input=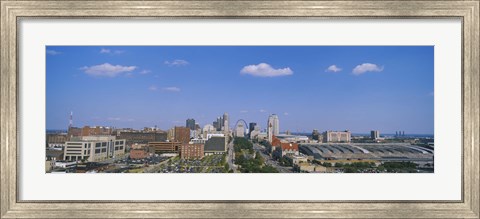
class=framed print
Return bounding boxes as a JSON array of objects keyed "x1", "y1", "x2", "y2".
[{"x1": 1, "y1": 0, "x2": 479, "y2": 218}]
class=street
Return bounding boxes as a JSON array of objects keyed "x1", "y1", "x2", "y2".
[
  {"x1": 252, "y1": 143, "x2": 292, "y2": 173},
  {"x1": 226, "y1": 139, "x2": 237, "y2": 172}
]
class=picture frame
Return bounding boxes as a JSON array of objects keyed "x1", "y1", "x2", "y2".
[{"x1": 1, "y1": 0, "x2": 478, "y2": 218}]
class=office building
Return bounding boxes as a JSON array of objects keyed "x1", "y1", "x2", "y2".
[
  {"x1": 174, "y1": 126, "x2": 191, "y2": 144},
  {"x1": 267, "y1": 114, "x2": 279, "y2": 142},
  {"x1": 311, "y1": 129, "x2": 320, "y2": 141},
  {"x1": 322, "y1": 130, "x2": 351, "y2": 143},
  {"x1": 268, "y1": 114, "x2": 280, "y2": 135},
  {"x1": 186, "y1": 118, "x2": 196, "y2": 130},
  {"x1": 180, "y1": 143, "x2": 204, "y2": 160},
  {"x1": 249, "y1": 122, "x2": 257, "y2": 136},
  {"x1": 371, "y1": 130, "x2": 380, "y2": 140},
  {"x1": 63, "y1": 136, "x2": 125, "y2": 162},
  {"x1": 223, "y1": 112, "x2": 229, "y2": 133},
  {"x1": 148, "y1": 141, "x2": 181, "y2": 154}
]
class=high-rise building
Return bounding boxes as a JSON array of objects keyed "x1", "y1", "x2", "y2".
[
  {"x1": 216, "y1": 117, "x2": 223, "y2": 131},
  {"x1": 249, "y1": 122, "x2": 257, "y2": 136},
  {"x1": 223, "y1": 112, "x2": 229, "y2": 134},
  {"x1": 186, "y1": 118, "x2": 196, "y2": 130},
  {"x1": 267, "y1": 114, "x2": 279, "y2": 142},
  {"x1": 371, "y1": 130, "x2": 380, "y2": 140},
  {"x1": 250, "y1": 125, "x2": 261, "y2": 140},
  {"x1": 269, "y1": 114, "x2": 279, "y2": 135},
  {"x1": 174, "y1": 126, "x2": 191, "y2": 144},
  {"x1": 312, "y1": 129, "x2": 320, "y2": 141}
]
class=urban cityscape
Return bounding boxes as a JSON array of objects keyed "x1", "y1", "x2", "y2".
[{"x1": 46, "y1": 46, "x2": 434, "y2": 173}]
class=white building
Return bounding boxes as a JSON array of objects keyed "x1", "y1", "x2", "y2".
[
  {"x1": 269, "y1": 114, "x2": 280, "y2": 135},
  {"x1": 64, "y1": 136, "x2": 126, "y2": 162},
  {"x1": 323, "y1": 130, "x2": 351, "y2": 143},
  {"x1": 267, "y1": 114, "x2": 279, "y2": 142},
  {"x1": 235, "y1": 123, "x2": 245, "y2": 137},
  {"x1": 223, "y1": 112, "x2": 229, "y2": 134}
]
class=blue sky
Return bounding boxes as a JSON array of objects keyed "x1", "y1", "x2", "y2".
[{"x1": 46, "y1": 46, "x2": 434, "y2": 134}]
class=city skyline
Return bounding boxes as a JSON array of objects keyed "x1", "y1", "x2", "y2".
[{"x1": 47, "y1": 46, "x2": 434, "y2": 134}]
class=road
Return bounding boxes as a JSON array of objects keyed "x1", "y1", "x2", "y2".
[
  {"x1": 227, "y1": 138, "x2": 238, "y2": 172},
  {"x1": 253, "y1": 143, "x2": 292, "y2": 173}
]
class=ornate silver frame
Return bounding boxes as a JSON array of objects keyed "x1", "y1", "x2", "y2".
[{"x1": 1, "y1": 1, "x2": 479, "y2": 218}]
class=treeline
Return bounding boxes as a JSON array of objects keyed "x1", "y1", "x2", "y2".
[
  {"x1": 234, "y1": 150, "x2": 278, "y2": 173},
  {"x1": 234, "y1": 137, "x2": 253, "y2": 153},
  {"x1": 378, "y1": 161, "x2": 418, "y2": 173}
]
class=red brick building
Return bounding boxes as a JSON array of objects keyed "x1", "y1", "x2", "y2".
[
  {"x1": 129, "y1": 149, "x2": 149, "y2": 159},
  {"x1": 180, "y1": 143, "x2": 204, "y2": 160},
  {"x1": 148, "y1": 142, "x2": 181, "y2": 154},
  {"x1": 271, "y1": 135, "x2": 299, "y2": 158},
  {"x1": 174, "y1": 126, "x2": 191, "y2": 144}
]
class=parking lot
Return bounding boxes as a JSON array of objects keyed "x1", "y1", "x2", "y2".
[{"x1": 154, "y1": 154, "x2": 228, "y2": 173}]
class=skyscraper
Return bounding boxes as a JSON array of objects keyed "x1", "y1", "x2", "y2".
[
  {"x1": 186, "y1": 118, "x2": 195, "y2": 130},
  {"x1": 249, "y1": 122, "x2": 257, "y2": 136},
  {"x1": 216, "y1": 117, "x2": 222, "y2": 131},
  {"x1": 267, "y1": 114, "x2": 280, "y2": 136},
  {"x1": 267, "y1": 114, "x2": 279, "y2": 143},
  {"x1": 371, "y1": 130, "x2": 380, "y2": 140},
  {"x1": 267, "y1": 120, "x2": 273, "y2": 143},
  {"x1": 223, "y1": 112, "x2": 229, "y2": 134}
]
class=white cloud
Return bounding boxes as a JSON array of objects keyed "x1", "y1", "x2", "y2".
[
  {"x1": 325, "y1": 65, "x2": 342, "y2": 73},
  {"x1": 100, "y1": 48, "x2": 111, "y2": 54},
  {"x1": 283, "y1": 112, "x2": 289, "y2": 116},
  {"x1": 100, "y1": 48, "x2": 125, "y2": 55},
  {"x1": 164, "y1": 59, "x2": 189, "y2": 66},
  {"x1": 148, "y1": 86, "x2": 158, "y2": 91},
  {"x1": 240, "y1": 63, "x2": 293, "y2": 77},
  {"x1": 259, "y1": 109, "x2": 267, "y2": 113},
  {"x1": 240, "y1": 110, "x2": 248, "y2": 113},
  {"x1": 162, "y1": 87, "x2": 181, "y2": 92},
  {"x1": 46, "y1": 50, "x2": 62, "y2": 55},
  {"x1": 140, "y1": 70, "x2": 151, "y2": 75},
  {"x1": 81, "y1": 63, "x2": 137, "y2": 77},
  {"x1": 352, "y1": 63, "x2": 384, "y2": 75}
]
